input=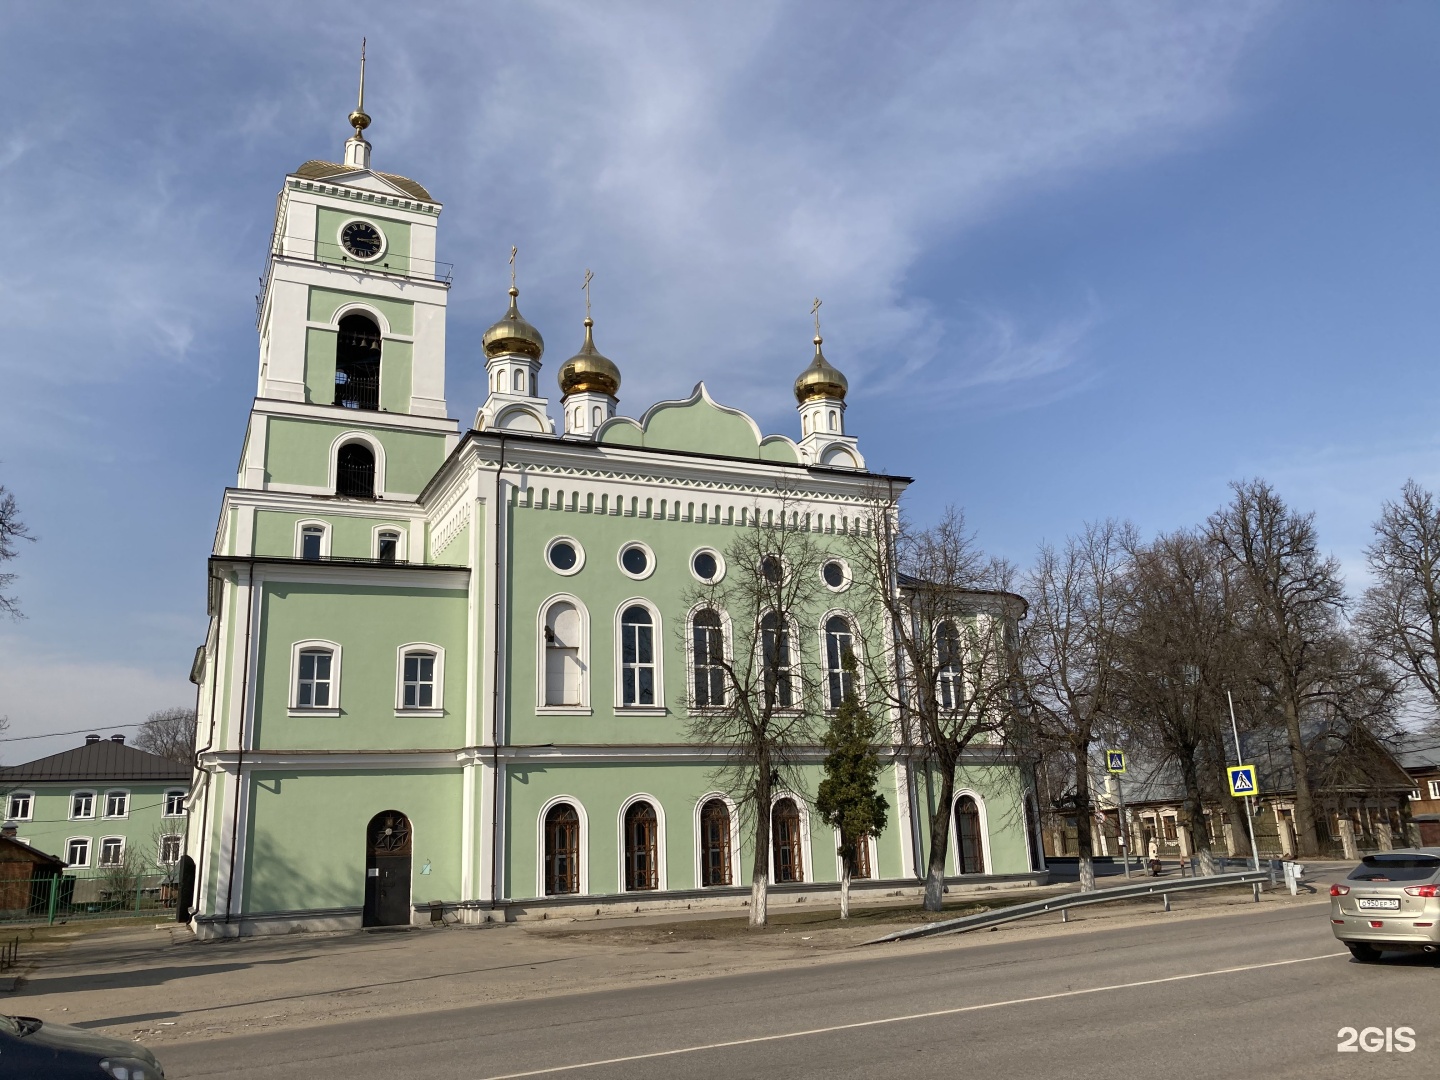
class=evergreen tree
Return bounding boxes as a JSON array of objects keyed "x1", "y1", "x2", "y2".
[{"x1": 816, "y1": 679, "x2": 888, "y2": 919}]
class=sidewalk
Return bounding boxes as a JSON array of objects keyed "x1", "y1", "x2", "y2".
[{"x1": 1, "y1": 876, "x2": 1333, "y2": 1049}]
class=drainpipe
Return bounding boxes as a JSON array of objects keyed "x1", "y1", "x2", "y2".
[
  {"x1": 489, "y1": 435, "x2": 507, "y2": 912},
  {"x1": 186, "y1": 611, "x2": 223, "y2": 922},
  {"x1": 224, "y1": 559, "x2": 257, "y2": 925}
]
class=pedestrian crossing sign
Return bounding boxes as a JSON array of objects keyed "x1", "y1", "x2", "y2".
[
  {"x1": 1228, "y1": 764, "x2": 1258, "y2": 797},
  {"x1": 1106, "y1": 750, "x2": 1126, "y2": 774}
]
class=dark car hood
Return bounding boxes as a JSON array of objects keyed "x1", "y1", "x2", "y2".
[{"x1": 14, "y1": 1017, "x2": 162, "y2": 1064}]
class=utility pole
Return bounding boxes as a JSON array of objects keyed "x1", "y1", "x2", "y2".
[{"x1": 1227, "y1": 690, "x2": 1261, "y2": 871}]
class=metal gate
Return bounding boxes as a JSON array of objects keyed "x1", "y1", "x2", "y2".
[{"x1": 364, "y1": 810, "x2": 412, "y2": 927}]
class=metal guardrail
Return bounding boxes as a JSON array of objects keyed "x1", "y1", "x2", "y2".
[{"x1": 865, "y1": 869, "x2": 1275, "y2": 945}]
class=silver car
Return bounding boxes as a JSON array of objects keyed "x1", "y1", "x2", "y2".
[{"x1": 1331, "y1": 849, "x2": 1440, "y2": 961}]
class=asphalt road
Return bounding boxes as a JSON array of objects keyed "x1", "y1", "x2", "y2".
[{"x1": 157, "y1": 899, "x2": 1440, "y2": 1079}]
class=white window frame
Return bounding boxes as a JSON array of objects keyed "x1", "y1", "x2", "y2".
[
  {"x1": 1412, "y1": 788, "x2": 1424, "y2": 803},
  {"x1": 536, "y1": 795, "x2": 590, "y2": 898},
  {"x1": 819, "y1": 609, "x2": 863, "y2": 711},
  {"x1": 163, "y1": 789, "x2": 187, "y2": 818},
  {"x1": 102, "y1": 789, "x2": 130, "y2": 820},
  {"x1": 65, "y1": 837, "x2": 91, "y2": 868},
  {"x1": 294, "y1": 519, "x2": 332, "y2": 560},
  {"x1": 617, "y1": 793, "x2": 668, "y2": 893},
  {"x1": 758, "y1": 610, "x2": 803, "y2": 712},
  {"x1": 373, "y1": 523, "x2": 407, "y2": 563},
  {"x1": 951, "y1": 789, "x2": 993, "y2": 876},
  {"x1": 158, "y1": 834, "x2": 184, "y2": 865},
  {"x1": 537, "y1": 594, "x2": 591, "y2": 714},
  {"x1": 98, "y1": 836, "x2": 126, "y2": 867},
  {"x1": 70, "y1": 790, "x2": 97, "y2": 820},
  {"x1": 693, "y1": 792, "x2": 741, "y2": 889},
  {"x1": 614, "y1": 599, "x2": 665, "y2": 713},
  {"x1": 289, "y1": 639, "x2": 342, "y2": 717},
  {"x1": 768, "y1": 792, "x2": 813, "y2": 884},
  {"x1": 395, "y1": 642, "x2": 445, "y2": 716},
  {"x1": 685, "y1": 603, "x2": 732, "y2": 713},
  {"x1": 934, "y1": 618, "x2": 966, "y2": 714},
  {"x1": 818, "y1": 557, "x2": 852, "y2": 592},
  {"x1": 5, "y1": 791, "x2": 33, "y2": 822},
  {"x1": 1429, "y1": 780, "x2": 1440, "y2": 801},
  {"x1": 544, "y1": 535, "x2": 586, "y2": 577},
  {"x1": 617, "y1": 541, "x2": 657, "y2": 581},
  {"x1": 689, "y1": 546, "x2": 726, "y2": 584},
  {"x1": 326, "y1": 430, "x2": 387, "y2": 499}
]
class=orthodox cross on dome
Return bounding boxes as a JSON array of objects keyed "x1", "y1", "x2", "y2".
[
  {"x1": 811, "y1": 296, "x2": 823, "y2": 339},
  {"x1": 510, "y1": 245, "x2": 518, "y2": 290},
  {"x1": 349, "y1": 38, "x2": 371, "y2": 135},
  {"x1": 582, "y1": 269, "x2": 594, "y2": 321}
]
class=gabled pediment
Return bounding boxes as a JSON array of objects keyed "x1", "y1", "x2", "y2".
[
  {"x1": 597, "y1": 383, "x2": 799, "y2": 464},
  {"x1": 291, "y1": 160, "x2": 435, "y2": 203}
]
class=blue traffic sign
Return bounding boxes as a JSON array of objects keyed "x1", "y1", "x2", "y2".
[{"x1": 1227, "y1": 764, "x2": 1258, "y2": 796}]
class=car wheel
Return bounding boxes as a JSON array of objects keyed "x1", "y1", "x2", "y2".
[{"x1": 1347, "y1": 943, "x2": 1381, "y2": 962}]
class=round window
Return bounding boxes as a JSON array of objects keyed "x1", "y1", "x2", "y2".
[
  {"x1": 822, "y1": 560, "x2": 847, "y2": 589},
  {"x1": 619, "y1": 542, "x2": 655, "y2": 579},
  {"x1": 545, "y1": 537, "x2": 584, "y2": 576},
  {"x1": 760, "y1": 555, "x2": 784, "y2": 584},
  {"x1": 693, "y1": 551, "x2": 717, "y2": 580}
]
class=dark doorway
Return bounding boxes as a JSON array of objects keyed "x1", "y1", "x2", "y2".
[
  {"x1": 363, "y1": 810, "x2": 412, "y2": 927},
  {"x1": 623, "y1": 802, "x2": 658, "y2": 891},
  {"x1": 700, "y1": 799, "x2": 732, "y2": 886},
  {"x1": 773, "y1": 798, "x2": 803, "y2": 883},
  {"x1": 337, "y1": 442, "x2": 376, "y2": 498}
]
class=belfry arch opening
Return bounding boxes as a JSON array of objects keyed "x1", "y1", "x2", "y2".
[{"x1": 335, "y1": 312, "x2": 382, "y2": 411}]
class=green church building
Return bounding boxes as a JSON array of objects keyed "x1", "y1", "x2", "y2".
[{"x1": 184, "y1": 89, "x2": 1045, "y2": 939}]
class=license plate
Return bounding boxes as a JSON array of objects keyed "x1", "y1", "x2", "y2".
[{"x1": 1357, "y1": 898, "x2": 1401, "y2": 910}]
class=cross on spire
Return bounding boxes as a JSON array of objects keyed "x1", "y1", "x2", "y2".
[
  {"x1": 811, "y1": 297, "x2": 823, "y2": 338},
  {"x1": 582, "y1": 269, "x2": 594, "y2": 321},
  {"x1": 510, "y1": 245, "x2": 518, "y2": 291}
]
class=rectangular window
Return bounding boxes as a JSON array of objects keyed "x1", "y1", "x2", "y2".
[
  {"x1": 159, "y1": 835, "x2": 183, "y2": 864},
  {"x1": 71, "y1": 791, "x2": 95, "y2": 819},
  {"x1": 301, "y1": 527, "x2": 324, "y2": 561},
  {"x1": 164, "y1": 790, "x2": 186, "y2": 817},
  {"x1": 297, "y1": 650, "x2": 333, "y2": 708},
  {"x1": 65, "y1": 838, "x2": 90, "y2": 867},
  {"x1": 762, "y1": 619, "x2": 795, "y2": 708},
  {"x1": 403, "y1": 652, "x2": 435, "y2": 709},
  {"x1": 692, "y1": 615, "x2": 726, "y2": 708},
  {"x1": 6, "y1": 793, "x2": 31, "y2": 821},
  {"x1": 1413, "y1": 789, "x2": 1424, "y2": 803},
  {"x1": 1162, "y1": 816, "x2": 1178, "y2": 842},
  {"x1": 1429, "y1": 780, "x2": 1440, "y2": 801},
  {"x1": 104, "y1": 791, "x2": 129, "y2": 818},
  {"x1": 621, "y1": 611, "x2": 656, "y2": 707},
  {"x1": 824, "y1": 618, "x2": 856, "y2": 709},
  {"x1": 378, "y1": 532, "x2": 399, "y2": 564},
  {"x1": 99, "y1": 837, "x2": 125, "y2": 866}
]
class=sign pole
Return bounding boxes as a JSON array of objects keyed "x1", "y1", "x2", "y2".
[
  {"x1": 1227, "y1": 690, "x2": 1261, "y2": 871},
  {"x1": 1117, "y1": 773, "x2": 1131, "y2": 879}
]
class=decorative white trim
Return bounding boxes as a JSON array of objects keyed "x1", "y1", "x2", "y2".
[
  {"x1": 101, "y1": 789, "x2": 131, "y2": 820},
  {"x1": 617, "y1": 793, "x2": 668, "y2": 892},
  {"x1": 614, "y1": 598, "x2": 665, "y2": 710},
  {"x1": 69, "y1": 790, "x2": 96, "y2": 821},
  {"x1": 689, "y1": 546, "x2": 726, "y2": 585},
  {"x1": 395, "y1": 642, "x2": 445, "y2": 715},
  {"x1": 336, "y1": 217, "x2": 389, "y2": 263},
  {"x1": 326, "y1": 430, "x2": 388, "y2": 498},
  {"x1": 536, "y1": 795, "x2": 589, "y2": 898},
  {"x1": 294, "y1": 519, "x2": 332, "y2": 560},
  {"x1": 757, "y1": 610, "x2": 805, "y2": 712},
  {"x1": 251, "y1": 396, "x2": 458, "y2": 435},
  {"x1": 289, "y1": 639, "x2": 343, "y2": 716},
  {"x1": 4, "y1": 791, "x2": 33, "y2": 822},
  {"x1": 537, "y1": 594, "x2": 591, "y2": 712},
  {"x1": 545, "y1": 536, "x2": 585, "y2": 577},
  {"x1": 769, "y1": 792, "x2": 813, "y2": 884},
  {"x1": 692, "y1": 792, "x2": 741, "y2": 888},
  {"x1": 162, "y1": 789, "x2": 187, "y2": 818},
  {"x1": 64, "y1": 836, "x2": 92, "y2": 868},
  {"x1": 97, "y1": 835, "x2": 127, "y2": 867},
  {"x1": 372, "y1": 523, "x2": 408, "y2": 562},
  {"x1": 951, "y1": 788, "x2": 993, "y2": 875},
  {"x1": 617, "y1": 540, "x2": 656, "y2": 581},
  {"x1": 329, "y1": 300, "x2": 393, "y2": 337},
  {"x1": 819, "y1": 556, "x2": 852, "y2": 592},
  {"x1": 818, "y1": 608, "x2": 865, "y2": 711}
]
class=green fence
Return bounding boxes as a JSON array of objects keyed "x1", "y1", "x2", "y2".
[{"x1": 0, "y1": 872, "x2": 179, "y2": 926}]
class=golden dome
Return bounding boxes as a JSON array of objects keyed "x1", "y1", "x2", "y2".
[
  {"x1": 793, "y1": 335, "x2": 848, "y2": 404},
  {"x1": 558, "y1": 318, "x2": 621, "y2": 398},
  {"x1": 483, "y1": 287, "x2": 545, "y2": 360}
]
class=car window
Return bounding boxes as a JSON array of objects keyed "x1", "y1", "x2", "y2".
[{"x1": 1347, "y1": 855, "x2": 1440, "y2": 882}]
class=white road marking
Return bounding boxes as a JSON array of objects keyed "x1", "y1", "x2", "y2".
[{"x1": 477, "y1": 950, "x2": 1348, "y2": 1079}]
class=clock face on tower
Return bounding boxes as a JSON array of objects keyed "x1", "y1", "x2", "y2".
[{"x1": 340, "y1": 220, "x2": 384, "y2": 260}]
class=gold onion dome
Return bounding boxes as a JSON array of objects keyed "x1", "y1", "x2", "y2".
[
  {"x1": 483, "y1": 287, "x2": 545, "y2": 360},
  {"x1": 558, "y1": 318, "x2": 621, "y2": 397},
  {"x1": 793, "y1": 335, "x2": 848, "y2": 404}
]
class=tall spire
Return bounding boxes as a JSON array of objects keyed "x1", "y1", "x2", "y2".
[{"x1": 343, "y1": 38, "x2": 372, "y2": 169}]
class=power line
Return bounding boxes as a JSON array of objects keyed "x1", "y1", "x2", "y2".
[{"x1": 0, "y1": 723, "x2": 143, "y2": 744}]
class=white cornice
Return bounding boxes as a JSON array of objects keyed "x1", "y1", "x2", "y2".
[
  {"x1": 209, "y1": 557, "x2": 469, "y2": 589},
  {"x1": 220, "y1": 488, "x2": 422, "y2": 518},
  {"x1": 265, "y1": 256, "x2": 452, "y2": 302},
  {"x1": 252, "y1": 397, "x2": 458, "y2": 435}
]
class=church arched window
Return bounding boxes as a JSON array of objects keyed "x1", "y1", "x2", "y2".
[
  {"x1": 334, "y1": 313, "x2": 381, "y2": 411},
  {"x1": 336, "y1": 442, "x2": 375, "y2": 498}
]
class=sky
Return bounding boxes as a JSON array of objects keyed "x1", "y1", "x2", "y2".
[{"x1": 0, "y1": 2, "x2": 1436, "y2": 760}]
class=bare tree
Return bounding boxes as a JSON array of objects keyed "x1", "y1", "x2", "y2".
[
  {"x1": 1208, "y1": 480, "x2": 1346, "y2": 858},
  {"x1": 847, "y1": 502, "x2": 1021, "y2": 911},
  {"x1": 1358, "y1": 480, "x2": 1440, "y2": 726},
  {"x1": 680, "y1": 502, "x2": 828, "y2": 927},
  {"x1": 1020, "y1": 520, "x2": 1134, "y2": 892},
  {"x1": 0, "y1": 481, "x2": 35, "y2": 619},
  {"x1": 135, "y1": 707, "x2": 197, "y2": 766}
]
